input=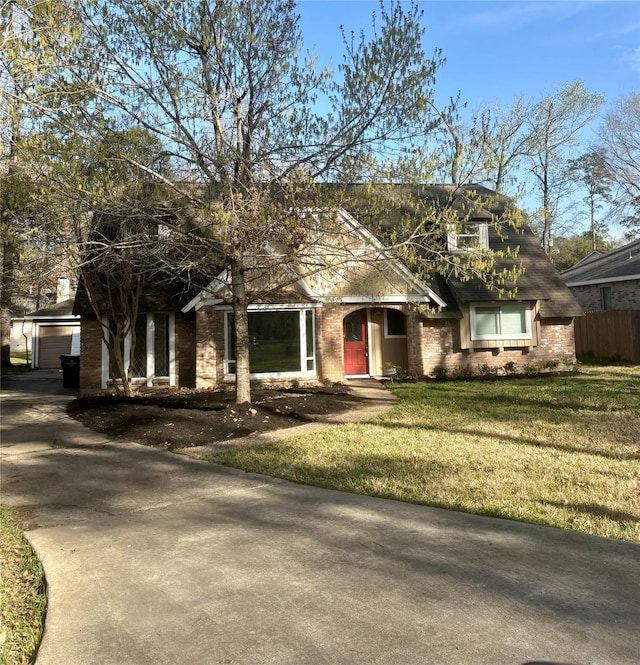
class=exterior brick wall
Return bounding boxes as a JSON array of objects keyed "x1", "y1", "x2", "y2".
[
  {"x1": 315, "y1": 304, "x2": 347, "y2": 382},
  {"x1": 570, "y1": 279, "x2": 640, "y2": 312},
  {"x1": 79, "y1": 315, "x2": 103, "y2": 392},
  {"x1": 419, "y1": 317, "x2": 576, "y2": 375},
  {"x1": 82, "y1": 303, "x2": 578, "y2": 392},
  {"x1": 195, "y1": 308, "x2": 225, "y2": 389}
]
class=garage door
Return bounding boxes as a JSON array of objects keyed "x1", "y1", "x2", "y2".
[{"x1": 38, "y1": 326, "x2": 74, "y2": 369}]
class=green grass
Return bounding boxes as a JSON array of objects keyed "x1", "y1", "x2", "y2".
[
  {"x1": 207, "y1": 366, "x2": 640, "y2": 542},
  {"x1": 1, "y1": 353, "x2": 33, "y2": 375},
  {"x1": 0, "y1": 506, "x2": 46, "y2": 665}
]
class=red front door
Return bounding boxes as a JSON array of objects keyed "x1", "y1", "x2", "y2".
[{"x1": 343, "y1": 309, "x2": 368, "y2": 375}]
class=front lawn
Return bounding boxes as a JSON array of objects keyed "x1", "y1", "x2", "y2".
[{"x1": 207, "y1": 365, "x2": 640, "y2": 542}]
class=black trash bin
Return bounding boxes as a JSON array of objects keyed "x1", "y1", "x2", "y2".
[{"x1": 60, "y1": 355, "x2": 80, "y2": 389}]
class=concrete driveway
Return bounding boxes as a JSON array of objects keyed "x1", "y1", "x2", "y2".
[{"x1": 1, "y1": 372, "x2": 639, "y2": 665}]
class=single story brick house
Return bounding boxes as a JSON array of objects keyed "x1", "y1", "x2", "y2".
[{"x1": 74, "y1": 185, "x2": 583, "y2": 392}]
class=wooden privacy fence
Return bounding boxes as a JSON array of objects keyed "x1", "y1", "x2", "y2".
[{"x1": 574, "y1": 309, "x2": 640, "y2": 363}]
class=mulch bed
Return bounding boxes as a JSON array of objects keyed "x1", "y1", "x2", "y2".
[{"x1": 67, "y1": 386, "x2": 363, "y2": 451}]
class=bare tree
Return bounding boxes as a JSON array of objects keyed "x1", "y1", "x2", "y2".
[
  {"x1": 598, "y1": 91, "x2": 640, "y2": 238},
  {"x1": 1, "y1": 0, "x2": 74, "y2": 365},
  {"x1": 32, "y1": 0, "x2": 452, "y2": 403},
  {"x1": 523, "y1": 81, "x2": 604, "y2": 254}
]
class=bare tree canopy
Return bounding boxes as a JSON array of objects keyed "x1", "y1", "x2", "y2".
[
  {"x1": 523, "y1": 81, "x2": 604, "y2": 255},
  {"x1": 15, "y1": 0, "x2": 457, "y2": 401},
  {"x1": 598, "y1": 91, "x2": 640, "y2": 238}
]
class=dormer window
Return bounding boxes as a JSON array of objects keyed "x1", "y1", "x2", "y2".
[{"x1": 448, "y1": 222, "x2": 489, "y2": 252}]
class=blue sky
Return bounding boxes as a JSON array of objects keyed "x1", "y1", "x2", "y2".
[
  {"x1": 299, "y1": 0, "x2": 639, "y2": 129},
  {"x1": 298, "y1": 0, "x2": 639, "y2": 237}
]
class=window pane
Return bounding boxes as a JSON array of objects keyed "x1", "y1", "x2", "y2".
[
  {"x1": 249, "y1": 311, "x2": 300, "y2": 373},
  {"x1": 501, "y1": 306, "x2": 527, "y2": 336},
  {"x1": 306, "y1": 310, "x2": 314, "y2": 358},
  {"x1": 386, "y1": 309, "x2": 406, "y2": 336},
  {"x1": 131, "y1": 315, "x2": 147, "y2": 378},
  {"x1": 226, "y1": 311, "x2": 315, "y2": 374},
  {"x1": 475, "y1": 307, "x2": 500, "y2": 336},
  {"x1": 226, "y1": 313, "x2": 236, "y2": 362},
  {"x1": 154, "y1": 314, "x2": 169, "y2": 376},
  {"x1": 305, "y1": 310, "x2": 315, "y2": 371},
  {"x1": 344, "y1": 310, "x2": 363, "y2": 341}
]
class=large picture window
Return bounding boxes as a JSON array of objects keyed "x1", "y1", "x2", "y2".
[
  {"x1": 470, "y1": 304, "x2": 531, "y2": 341},
  {"x1": 225, "y1": 308, "x2": 316, "y2": 377}
]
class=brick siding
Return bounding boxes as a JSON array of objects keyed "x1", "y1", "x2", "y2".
[
  {"x1": 79, "y1": 315, "x2": 103, "y2": 392},
  {"x1": 418, "y1": 317, "x2": 576, "y2": 375},
  {"x1": 570, "y1": 279, "x2": 640, "y2": 312},
  {"x1": 315, "y1": 304, "x2": 348, "y2": 382},
  {"x1": 195, "y1": 308, "x2": 225, "y2": 389},
  {"x1": 81, "y1": 304, "x2": 578, "y2": 391}
]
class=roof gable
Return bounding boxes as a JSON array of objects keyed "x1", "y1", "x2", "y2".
[{"x1": 183, "y1": 208, "x2": 447, "y2": 310}]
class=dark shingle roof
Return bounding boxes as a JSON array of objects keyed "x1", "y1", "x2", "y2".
[
  {"x1": 73, "y1": 276, "x2": 207, "y2": 316},
  {"x1": 357, "y1": 183, "x2": 584, "y2": 319},
  {"x1": 561, "y1": 239, "x2": 640, "y2": 285},
  {"x1": 25, "y1": 299, "x2": 77, "y2": 319},
  {"x1": 446, "y1": 222, "x2": 584, "y2": 318},
  {"x1": 72, "y1": 182, "x2": 583, "y2": 320}
]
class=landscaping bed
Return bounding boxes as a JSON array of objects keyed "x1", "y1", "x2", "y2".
[{"x1": 67, "y1": 386, "x2": 363, "y2": 450}]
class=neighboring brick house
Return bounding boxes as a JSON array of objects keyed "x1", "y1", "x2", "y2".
[
  {"x1": 561, "y1": 239, "x2": 640, "y2": 312},
  {"x1": 561, "y1": 239, "x2": 640, "y2": 362},
  {"x1": 74, "y1": 185, "x2": 583, "y2": 392}
]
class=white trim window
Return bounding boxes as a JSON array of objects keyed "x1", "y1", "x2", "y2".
[
  {"x1": 224, "y1": 307, "x2": 316, "y2": 379},
  {"x1": 384, "y1": 309, "x2": 407, "y2": 338},
  {"x1": 131, "y1": 313, "x2": 174, "y2": 386},
  {"x1": 102, "y1": 313, "x2": 176, "y2": 388},
  {"x1": 470, "y1": 303, "x2": 531, "y2": 341},
  {"x1": 448, "y1": 222, "x2": 489, "y2": 251}
]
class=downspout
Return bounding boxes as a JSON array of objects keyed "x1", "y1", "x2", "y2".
[{"x1": 21, "y1": 319, "x2": 30, "y2": 367}]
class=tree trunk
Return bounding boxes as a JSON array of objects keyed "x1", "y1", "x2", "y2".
[
  {"x1": 231, "y1": 261, "x2": 251, "y2": 404},
  {"x1": 0, "y1": 236, "x2": 18, "y2": 368},
  {"x1": 0, "y1": 307, "x2": 12, "y2": 368},
  {"x1": 590, "y1": 195, "x2": 597, "y2": 250}
]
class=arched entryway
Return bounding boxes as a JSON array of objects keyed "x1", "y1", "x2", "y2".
[{"x1": 343, "y1": 307, "x2": 409, "y2": 377}]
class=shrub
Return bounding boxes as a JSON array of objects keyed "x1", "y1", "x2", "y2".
[
  {"x1": 503, "y1": 361, "x2": 517, "y2": 375},
  {"x1": 431, "y1": 366, "x2": 449, "y2": 380},
  {"x1": 523, "y1": 362, "x2": 542, "y2": 375},
  {"x1": 452, "y1": 365, "x2": 475, "y2": 380},
  {"x1": 478, "y1": 363, "x2": 499, "y2": 377}
]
